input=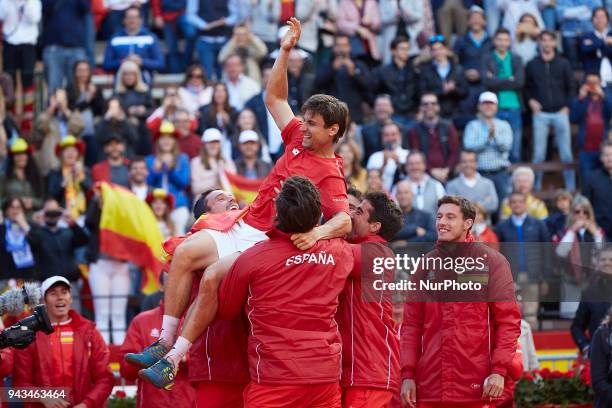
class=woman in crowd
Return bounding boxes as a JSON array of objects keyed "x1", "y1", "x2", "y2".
[
  {"x1": 0, "y1": 197, "x2": 38, "y2": 283},
  {"x1": 46, "y1": 136, "x2": 91, "y2": 222},
  {"x1": 472, "y1": 203, "x2": 499, "y2": 249},
  {"x1": 591, "y1": 305, "x2": 612, "y2": 408},
  {"x1": 336, "y1": 140, "x2": 367, "y2": 192},
  {"x1": 500, "y1": 166, "x2": 548, "y2": 220},
  {"x1": 197, "y1": 82, "x2": 238, "y2": 145},
  {"x1": 178, "y1": 64, "x2": 213, "y2": 117},
  {"x1": 146, "y1": 189, "x2": 177, "y2": 239},
  {"x1": 145, "y1": 127, "x2": 190, "y2": 234},
  {"x1": 232, "y1": 108, "x2": 270, "y2": 162},
  {"x1": 190, "y1": 128, "x2": 236, "y2": 197},
  {"x1": 336, "y1": 0, "x2": 382, "y2": 61},
  {"x1": 513, "y1": 13, "x2": 541, "y2": 65},
  {"x1": 0, "y1": 138, "x2": 44, "y2": 216},
  {"x1": 547, "y1": 189, "x2": 573, "y2": 238}
]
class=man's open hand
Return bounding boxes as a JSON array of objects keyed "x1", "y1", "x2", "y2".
[
  {"x1": 400, "y1": 379, "x2": 417, "y2": 407},
  {"x1": 482, "y1": 373, "x2": 504, "y2": 399},
  {"x1": 280, "y1": 17, "x2": 301, "y2": 51},
  {"x1": 291, "y1": 228, "x2": 320, "y2": 250}
]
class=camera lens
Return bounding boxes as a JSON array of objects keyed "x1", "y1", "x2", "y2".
[
  {"x1": 44, "y1": 210, "x2": 62, "y2": 218},
  {"x1": 16, "y1": 305, "x2": 54, "y2": 334}
]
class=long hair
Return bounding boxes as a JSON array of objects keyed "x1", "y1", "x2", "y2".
[
  {"x1": 565, "y1": 195, "x2": 597, "y2": 229},
  {"x1": 154, "y1": 136, "x2": 180, "y2": 161},
  {"x1": 208, "y1": 82, "x2": 232, "y2": 125},
  {"x1": 336, "y1": 140, "x2": 363, "y2": 178},
  {"x1": 5, "y1": 153, "x2": 44, "y2": 198},
  {"x1": 115, "y1": 60, "x2": 149, "y2": 93},
  {"x1": 183, "y1": 64, "x2": 210, "y2": 87},
  {"x1": 199, "y1": 139, "x2": 224, "y2": 170}
]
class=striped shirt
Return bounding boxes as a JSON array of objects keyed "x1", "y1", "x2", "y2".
[{"x1": 463, "y1": 117, "x2": 513, "y2": 171}]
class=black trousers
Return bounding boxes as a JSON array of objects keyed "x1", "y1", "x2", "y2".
[{"x1": 2, "y1": 42, "x2": 36, "y2": 87}]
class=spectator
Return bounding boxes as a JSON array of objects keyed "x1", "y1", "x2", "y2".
[
  {"x1": 500, "y1": 166, "x2": 549, "y2": 220},
  {"x1": 0, "y1": 138, "x2": 44, "y2": 215},
  {"x1": 336, "y1": 140, "x2": 368, "y2": 192},
  {"x1": 336, "y1": 0, "x2": 382, "y2": 61},
  {"x1": 28, "y1": 198, "x2": 88, "y2": 310},
  {"x1": 518, "y1": 310, "x2": 540, "y2": 372},
  {"x1": 366, "y1": 168, "x2": 385, "y2": 193},
  {"x1": 95, "y1": 97, "x2": 141, "y2": 159},
  {"x1": 583, "y1": 140, "x2": 612, "y2": 239},
  {"x1": 218, "y1": 24, "x2": 268, "y2": 85},
  {"x1": 419, "y1": 36, "x2": 468, "y2": 125},
  {"x1": 496, "y1": 191, "x2": 552, "y2": 329},
  {"x1": 499, "y1": 0, "x2": 544, "y2": 39},
  {"x1": 472, "y1": 203, "x2": 500, "y2": 248},
  {"x1": 315, "y1": 34, "x2": 372, "y2": 124},
  {"x1": 392, "y1": 179, "x2": 436, "y2": 242},
  {"x1": 190, "y1": 128, "x2": 236, "y2": 196},
  {"x1": 590, "y1": 305, "x2": 612, "y2": 408},
  {"x1": 232, "y1": 108, "x2": 270, "y2": 161},
  {"x1": 378, "y1": 0, "x2": 423, "y2": 64},
  {"x1": 41, "y1": 0, "x2": 89, "y2": 93},
  {"x1": 186, "y1": 0, "x2": 239, "y2": 81},
  {"x1": 173, "y1": 108, "x2": 202, "y2": 159},
  {"x1": 46, "y1": 136, "x2": 91, "y2": 221},
  {"x1": 287, "y1": 49, "x2": 316, "y2": 114},
  {"x1": 482, "y1": 28, "x2": 525, "y2": 163},
  {"x1": 555, "y1": 195, "x2": 605, "y2": 319},
  {"x1": 434, "y1": 0, "x2": 469, "y2": 47},
  {"x1": 367, "y1": 122, "x2": 410, "y2": 191},
  {"x1": 145, "y1": 125, "x2": 191, "y2": 234},
  {"x1": 361, "y1": 94, "x2": 396, "y2": 164},
  {"x1": 463, "y1": 91, "x2": 513, "y2": 202},
  {"x1": 374, "y1": 36, "x2": 420, "y2": 127},
  {"x1": 447, "y1": 150, "x2": 500, "y2": 215},
  {"x1": 396, "y1": 151, "x2": 446, "y2": 221},
  {"x1": 67, "y1": 60, "x2": 106, "y2": 165},
  {"x1": 513, "y1": 13, "x2": 542, "y2": 65},
  {"x1": 33, "y1": 88, "x2": 85, "y2": 176},
  {"x1": 128, "y1": 156, "x2": 151, "y2": 201},
  {"x1": 140, "y1": 271, "x2": 166, "y2": 312},
  {"x1": 92, "y1": 133, "x2": 130, "y2": 187},
  {"x1": 556, "y1": 0, "x2": 601, "y2": 70},
  {"x1": 222, "y1": 53, "x2": 261, "y2": 110},
  {"x1": 151, "y1": 0, "x2": 197, "y2": 73},
  {"x1": 234, "y1": 130, "x2": 271, "y2": 180},
  {"x1": 407, "y1": 93, "x2": 460, "y2": 183},
  {"x1": 103, "y1": 6, "x2": 165, "y2": 83},
  {"x1": 197, "y1": 82, "x2": 238, "y2": 144},
  {"x1": 146, "y1": 188, "x2": 177, "y2": 239},
  {"x1": 115, "y1": 60, "x2": 154, "y2": 124},
  {"x1": 526, "y1": 30, "x2": 576, "y2": 192},
  {"x1": 178, "y1": 64, "x2": 213, "y2": 116},
  {"x1": 249, "y1": 0, "x2": 280, "y2": 51},
  {"x1": 580, "y1": 7, "x2": 612, "y2": 91},
  {"x1": 547, "y1": 189, "x2": 574, "y2": 238},
  {"x1": 0, "y1": 0, "x2": 41, "y2": 135},
  {"x1": 12, "y1": 276, "x2": 114, "y2": 407},
  {"x1": 0, "y1": 197, "x2": 38, "y2": 282},
  {"x1": 146, "y1": 88, "x2": 185, "y2": 139},
  {"x1": 571, "y1": 72, "x2": 611, "y2": 181}
]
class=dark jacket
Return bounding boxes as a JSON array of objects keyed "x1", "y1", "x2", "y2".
[
  {"x1": 571, "y1": 276, "x2": 612, "y2": 350},
  {"x1": 196, "y1": 104, "x2": 238, "y2": 136},
  {"x1": 288, "y1": 72, "x2": 315, "y2": 114},
  {"x1": 590, "y1": 323, "x2": 612, "y2": 408},
  {"x1": 481, "y1": 52, "x2": 525, "y2": 106},
  {"x1": 361, "y1": 121, "x2": 385, "y2": 166},
  {"x1": 0, "y1": 223, "x2": 39, "y2": 281},
  {"x1": 582, "y1": 168, "x2": 612, "y2": 239},
  {"x1": 84, "y1": 198, "x2": 101, "y2": 263},
  {"x1": 418, "y1": 60, "x2": 469, "y2": 118},
  {"x1": 28, "y1": 223, "x2": 89, "y2": 281},
  {"x1": 393, "y1": 208, "x2": 436, "y2": 242},
  {"x1": 67, "y1": 85, "x2": 106, "y2": 118},
  {"x1": 525, "y1": 54, "x2": 575, "y2": 112},
  {"x1": 94, "y1": 118, "x2": 140, "y2": 160},
  {"x1": 580, "y1": 31, "x2": 612, "y2": 75},
  {"x1": 41, "y1": 0, "x2": 89, "y2": 48},
  {"x1": 453, "y1": 33, "x2": 494, "y2": 71},
  {"x1": 374, "y1": 61, "x2": 420, "y2": 116},
  {"x1": 117, "y1": 89, "x2": 154, "y2": 115},
  {"x1": 407, "y1": 119, "x2": 460, "y2": 171},
  {"x1": 46, "y1": 169, "x2": 93, "y2": 209},
  {"x1": 235, "y1": 159, "x2": 272, "y2": 179},
  {"x1": 570, "y1": 95, "x2": 612, "y2": 151},
  {"x1": 495, "y1": 215, "x2": 552, "y2": 280}
]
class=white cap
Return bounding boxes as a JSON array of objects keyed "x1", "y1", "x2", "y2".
[
  {"x1": 469, "y1": 5, "x2": 485, "y2": 15},
  {"x1": 238, "y1": 130, "x2": 259, "y2": 144},
  {"x1": 202, "y1": 128, "x2": 222, "y2": 143},
  {"x1": 41, "y1": 276, "x2": 71, "y2": 296},
  {"x1": 478, "y1": 91, "x2": 498, "y2": 104}
]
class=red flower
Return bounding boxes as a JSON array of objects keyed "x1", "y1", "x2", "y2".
[
  {"x1": 539, "y1": 368, "x2": 551, "y2": 378},
  {"x1": 115, "y1": 390, "x2": 126, "y2": 399},
  {"x1": 550, "y1": 370, "x2": 564, "y2": 379},
  {"x1": 563, "y1": 371, "x2": 575, "y2": 379}
]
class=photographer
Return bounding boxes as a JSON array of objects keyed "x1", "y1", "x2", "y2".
[
  {"x1": 13, "y1": 276, "x2": 114, "y2": 408},
  {"x1": 590, "y1": 305, "x2": 612, "y2": 408}
]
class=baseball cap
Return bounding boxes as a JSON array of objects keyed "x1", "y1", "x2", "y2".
[
  {"x1": 202, "y1": 128, "x2": 222, "y2": 143},
  {"x1": 41, "y1": 276, "x2": 71, "y2": 296},
  {"x1": 238, "y1": 130, "x2": 259, "y2": 144},
  {"x1": 478, "y1": 91, "x2": 498, "y2": 104},
  {"x1": 469, "y1": 5, "x2": 485, "y2": 15}
]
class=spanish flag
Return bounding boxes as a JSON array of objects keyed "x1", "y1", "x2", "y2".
[
  {"x1": 223, "y1": 171, "x2": 263, "y2": 204},
  {"x1": 99, "y1": 182, "x2": 164, "y2": 294}
]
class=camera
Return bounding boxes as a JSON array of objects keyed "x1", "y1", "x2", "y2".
[
  {"x1": 0, "y1": 305, "x2": 54, "y2": 349},
  {"x1": 44, "y1": 210, "x2": 63, "y2": 218}
]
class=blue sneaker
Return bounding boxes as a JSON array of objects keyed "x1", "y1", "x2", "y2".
[
  {"x1": 139, "y1": 358, "x2": 177, "y2": 390},
  {"x1": 125, "y1": 340, "x2": 169, "y2": 368}
]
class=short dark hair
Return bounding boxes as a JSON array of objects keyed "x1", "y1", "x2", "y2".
[
  {"x1": 275, "y1": 176, "x2": 321, "y2": 234},
  {"x1": 461, "y1": 149, "x2": 477, "y2": 158},
  {"x1": 592, "y1": 6, "x2": 609, "y2": 22},
  {"x1": 128, "y1": 156, "x2": 146, "y2": 169},
  {"x1": 2, "y1": 197, "x2": 25, "y2": 216},
  {"x1": 334, "y1": 33, "x2": 351, "y2": 44},
  {"x1": 509, "y1": 191, "x2": 527, "y2": 200},
  {"x1": 193, "y1": 189, "x2": 217, "y2": 218},
  {"x1": 437, "y1": 195, "x2": 476, "y2": 222},
  {"x1": 539, "y1": 29, "x2": 557, "y2": 41},
  {"x1": 125, "y1": 6, "x2": 141, "y2": 17},
  {"x1": 347, "y1": 186, "x2": 363, "y2": 201},
  {"x1": 494, "y1": 27, "x2": 511, "y2": 37},
  {"x1": 301, "y1": 94, "x2": 349, "y2": 143},
  {"x1": 391, "y1": 35, "x2": 410, "y2": 49},
  {"x1": 364, "y1": 192, "x2": 403, "y2": 241}
]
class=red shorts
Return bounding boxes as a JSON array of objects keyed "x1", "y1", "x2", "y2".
[
  {"x1": 342, "y1": 387, "x2": 394, "y2": 408},
  {"x1": 244, "y1": 381, "x2": 341, "y2": 408},
  {"x1": 194, "y1": 382, "x2": 246, "y2": 408}
]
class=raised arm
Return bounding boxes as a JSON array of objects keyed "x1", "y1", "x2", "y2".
[{"x1": 264, "y1": 18, "x2": 300, "y2": 131}]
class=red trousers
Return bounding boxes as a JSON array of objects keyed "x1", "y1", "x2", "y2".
[
  {"x1": 194, "y1": 381, "x2": 246, "y2": 408},
  {"x1": 342, "y1": 387, "x2": 394, "y2": 408},
  {"x1": 244, "y1": 382, "x2": 341, "y2": 408}
]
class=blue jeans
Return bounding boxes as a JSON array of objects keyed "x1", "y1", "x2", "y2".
[
  {"x1": 578, "y1": 150, "x2": 601, "y2": 183},
  {"x1": 196, "y1": 38, "x2": 227, "y2": 81},
  {"x1": 532, "y1": 111, "x2": 576, "y2": 191},
  {"x1": 541, "y1": 6, "x2": 557, "y2": 30},
  {"x1": 562, "y1": 36, "x2": 581, "y2": 70},
  {"x1": 163, "y1": 14, "x2": 197, "y2": 73},
  {"x1": 496, "y1": 108, "x2": 522, "y2": 162},
  {"x1": 484, "y1": 0, "x2": 500, "y2": 36},
  {"x1": 43, "y1": 45, "x2": 87, "y2": 93},
  {"x1": 481, "y1": 169, "x2": 511, "y2": 204},
  {"x1": 84, "y1": 13, "x2": 96, "y2": 67}
]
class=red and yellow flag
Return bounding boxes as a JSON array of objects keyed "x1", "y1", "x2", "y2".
[
  {"x1": 99, "y1": 182, "x2": 164, "y2": 294},
  {"x1": 223, "y1": 171, "x2": 263, "y2": 204}
]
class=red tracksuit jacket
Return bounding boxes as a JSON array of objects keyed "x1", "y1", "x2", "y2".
[
  {"x1": 119, "y1": 304, "x2": 197, "y2": 408},
  {"x1": 217, "y1": 228, "x2": 355, "y2": 385},
  {"x1": 337, "y1": 234, "x2": 400, "y2": 391}
]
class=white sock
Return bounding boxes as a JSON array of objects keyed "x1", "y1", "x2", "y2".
[
  {"x1": 159, "y1": 315, "x2": 179, "y2": 348},
  {"x1": 165, "y1": 336, "x2": 192, "y2": 369}
]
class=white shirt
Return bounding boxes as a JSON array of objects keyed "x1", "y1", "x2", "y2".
[
  {"x1": 460, "y1": 173, "x2": 480, "y2": 188},
  {"x1": 0, "y1": 0, "x2": 41, "y2": 45},
  {"x1": 225, "y1": 74, "x2": 261, "y2": 110},
  {"x1": 266, "y1": 107, "x2": 283, "y2": 155},
  {"x1": 595, "y1": 30, "x2": 612, "y2": 83},
  {"x1": 367, "y1": 146, "x2": 409, "y2": 192},
  {"x1": 131, "y1": 185, "x2": 148, "y2": 201},
  {"x1": 410, "y1": 174, "x2": 445, "y2": 210},
  {"x1": 511, "y1": 213, "x2": 528, "y2": 227}
]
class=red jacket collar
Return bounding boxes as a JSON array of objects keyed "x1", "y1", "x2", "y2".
[
  {"x1": 348, "y1": 234, "x2": 387, "y2": 245},
  {"x1": 266, "y1": 228, "x2": 293, "y2": 241}
]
